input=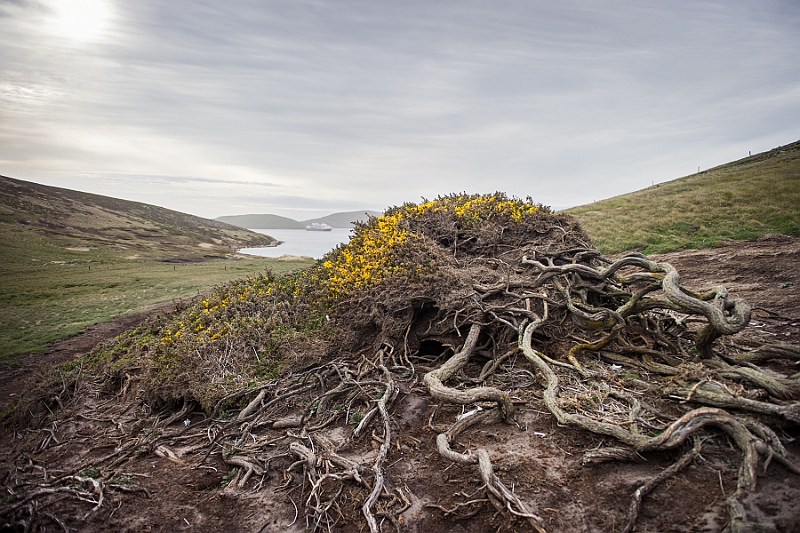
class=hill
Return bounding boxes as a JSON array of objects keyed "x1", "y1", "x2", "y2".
[
  {"x1": 0, "y1": 175, "x2": 276, "y2": 263},
  {"x1": 0, "y1": 176, "x2": 308, "y2": 363},
  {"x1": 217, "y1": 210, "x2": 380, "y2": 229},
  {"x1": 301, "y1": 209, "x2": 381, "y2": 227},
  {"x1": 566, "y1": 139, "x2": 800, "y2": 254},
  {"x1": 215, "y1": 213, "x2": 304, "y2": 229}
]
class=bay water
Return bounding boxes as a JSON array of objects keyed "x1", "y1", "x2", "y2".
[{"x1": 241, "y1": 228, "x2": 353, "y2": 259}]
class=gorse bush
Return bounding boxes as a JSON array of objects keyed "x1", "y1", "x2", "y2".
[
  {"x1": 6, "y1": 186, "x2": 797, "y2": 533},
  {"x1": 319, "y1": 193, "x2": 549, "y2": 299},
  {"x1": 38, "y1": 193, "x2": 554, "y2": 412}
]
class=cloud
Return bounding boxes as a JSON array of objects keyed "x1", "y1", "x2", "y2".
[{"x1": 1, "y1": 0, "x2": 799, "y2": 219}]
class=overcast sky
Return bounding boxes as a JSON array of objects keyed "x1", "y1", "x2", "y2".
[{"x1": 1, "y1": 0, "x2": 799, "y2": 220}]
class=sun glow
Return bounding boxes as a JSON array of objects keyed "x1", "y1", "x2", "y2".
[{"x1": 51, "y1": 0, "x2": 112, "y2": 42}]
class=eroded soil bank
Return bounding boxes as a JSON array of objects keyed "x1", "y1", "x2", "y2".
[{"x1": 1, "y1": 235, "x2": 798, "y2": 533}]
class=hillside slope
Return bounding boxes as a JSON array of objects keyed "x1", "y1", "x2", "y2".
[
  {"x1": 217, "y1": 210, "x2": 380, "y2": 229},
  {"x1": 215, "y1": 213, "x2": 305, "y2": 229},
  {"x1": 567, "y1": 140, "x2": 800, "y2": 254},
  {"x1": 0, "y1": 176, "x2": 308, "y2": 362},
  {"x1": 301, "y1": 209, "x2": 381, "y2": 227},
  {"x1": 0, "y1": 175, "x2": 276, "y2": 263}
]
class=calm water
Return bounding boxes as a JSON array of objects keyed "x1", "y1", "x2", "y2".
[{"x1": 241, "y1": 228, "x2": 353, "y2": 259}]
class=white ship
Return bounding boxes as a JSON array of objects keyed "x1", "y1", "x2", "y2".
[{"x1": 305, "y1": 222, "x2": 333, "y2": 231}]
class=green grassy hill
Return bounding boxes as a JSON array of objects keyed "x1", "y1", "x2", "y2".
[
  {"x1": 0, "y1": 175, "x2": 276, "y2": 264},
  {"x1": 566, "y1": 140, "x2": 800, "y2": 254},
  {"x1": 0, "y1": 176, "x2": 312, "y2": 363}
]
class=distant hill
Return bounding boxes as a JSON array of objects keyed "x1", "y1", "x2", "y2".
[
  {"x1": 217, "y1": 210, "x2": 381, "y2": 229},
  {"x1": 0, "y1": 175, "x2": 276, "y2": 263},
  {"x1": 301, "y1": 210, "x2": 381, "y2": 228},
  {"x1": 216, "y1": 213, "x2": 305, "y2": 229},
  {"x1": 566, "y1": 140, "x2": 800, "y2": 254}
]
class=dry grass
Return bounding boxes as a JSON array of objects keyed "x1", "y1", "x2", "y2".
[
  {"x1": 567, "y1": 140, "x2": 800, "y2": 254},
  {"x1": 0, "y1": 254, "x2": 313, "y2": 364},
  {"x1": 0, "y1": 175, "x2": 309, "y2": 364}
]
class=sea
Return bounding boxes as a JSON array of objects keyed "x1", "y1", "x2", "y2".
[{"x1": 240, "y1": 228, "x2": 353, "y2": 259}]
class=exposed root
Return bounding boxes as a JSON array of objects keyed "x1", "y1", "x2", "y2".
[
  {"x1": 423, "y1": 323, "x2": 514, "y2": 419},
  {"x1": 621, "y1": 437, "x2": 702, "y2": 533},
  {"x1": 666, "y1": 382, "x2": 800, "y2": 425},
  {"x1": 363, "y1": 361, "x2": 398, "y2": 533},
  {"x1": 431, "y1": 407, "x2": 546, "y2": 533},
  {"x1": 3, "y1": 200, "x2": 798, "y2": 533}
]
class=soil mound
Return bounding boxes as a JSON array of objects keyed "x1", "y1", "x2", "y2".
[{"x1": 2, "y1": 193, "x2": 799, "y2": 533}]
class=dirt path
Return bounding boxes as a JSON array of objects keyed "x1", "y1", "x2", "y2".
[{"x1": 0, "y1": 296, "x2": 200, "y2": 410}]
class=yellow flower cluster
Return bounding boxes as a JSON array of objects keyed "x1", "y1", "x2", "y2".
[
  {"x1": 154, "y1": 273, "x2": 300, "y2": 354},
  {"x1": 317, "y1": 193, "x2": 549, "y2": 299},
  {"x1": 410, "y1": 193, "x2": 546, "y2": 221},
  {"x1": 319, "y1": 208, "x2": 420, "y2": 299}
]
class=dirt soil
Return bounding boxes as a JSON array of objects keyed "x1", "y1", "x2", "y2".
[{"x1": 1, "y1": 235, "x2": 799, "y2": 533}]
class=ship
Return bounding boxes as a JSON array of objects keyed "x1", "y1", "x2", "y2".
[{"x1": 305, "y1": 222, "x2": 333, "y2": 231}]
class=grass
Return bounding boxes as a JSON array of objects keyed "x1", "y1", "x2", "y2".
[
  {"x1": 0, "y1": 252, "x2": 314, "y2": 364},
  {"x1": 0, "y1": 174, "x2": 306, "y2": 364},
  {"x1": 566, "y1": 140, "x2": 800, "y2": 254}
]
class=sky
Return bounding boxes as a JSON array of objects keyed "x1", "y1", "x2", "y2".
[{"x1": 1, "y1": 0, "x2": 799, "y2": 220}]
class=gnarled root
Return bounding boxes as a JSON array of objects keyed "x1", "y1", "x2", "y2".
[
  {"x1": 433, "y1": 408, "x2": 547, "y2": 532},
  {"x1": 424, "y1": 323, "x2": 514, "y2": 419},
  {"x1": 518, "y1": 319, "x2": 795, "y2": 530},
  {"x1": 667, "y1": 382, "x2": 800, "y2": 425},
  {"x1": 427, "y1": 364, "x2": 546, "y2": 532},
  {"x1": 621, "y1": 438, "x2": 702, "y2": 533},
  {"x1": 363, "y1": 363, "x2": 398, "y2": 533}
]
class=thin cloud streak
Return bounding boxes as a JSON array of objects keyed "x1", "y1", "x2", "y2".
[{"x1": 1, "y1": 0, "x2": 799, "y2": 220}]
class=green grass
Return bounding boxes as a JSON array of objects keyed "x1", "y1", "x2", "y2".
[
  {"x1": 0, "y1": 253, "x2": 314, "y2": 364},
  {"x1": 0, "y1": 174, "x2": 306, "y2": 364},
  {"x1": 566, "y1": 140, "x2": 800, "y2": 254}
]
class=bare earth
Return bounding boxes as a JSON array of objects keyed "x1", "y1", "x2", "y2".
[{"x1": 1, "y1": 236, "x2": 798, "y2": 533}]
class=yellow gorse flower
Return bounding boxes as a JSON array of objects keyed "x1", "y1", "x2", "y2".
[
  {"x1": 318, "y1": 193, "x2": 549, "y2": 299},
  {"x1": 144, "y1": 193, "x2": 549, "y2": 370}
]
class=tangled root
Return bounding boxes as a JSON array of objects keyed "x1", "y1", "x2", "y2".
[{"x1": 3, "y1": 203, "x2": 799, "y2": 532}]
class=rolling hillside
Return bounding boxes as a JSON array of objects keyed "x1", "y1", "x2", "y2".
[
  {"x1": 0, "y1": 175, "x2": 276, "y2": 264},
  {"x1": 302, "y1": 210, "x2": 381, "y2": 228},
  {"x1": 566, "y1": 140, "x2": 800, "y2": 254},
  {"x1": 215, "y1": 213, "x2": 305, "y2": 229},
  {"x1": 217, "y1": 210, "x2": 380, "y2": 229},
  {"x1": 0, "y1": 175, "x2": 311, "y2": 362}
]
